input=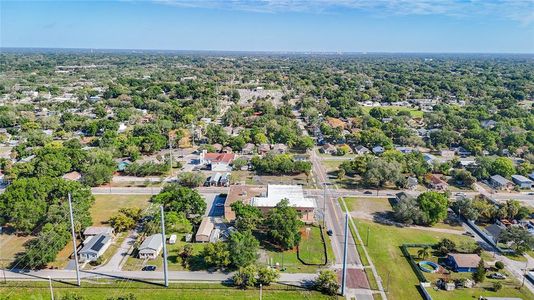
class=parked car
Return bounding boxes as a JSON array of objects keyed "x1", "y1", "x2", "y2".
[
  {"x1": 488, "y1": 273, "x2": 506, "y2": 279},
  {"x1": 462, "y1": 232, "x2": 475, "y2": 237},
  {"x1": 326, "y1": 229, "x2": 333, "y2": 236},
  {"x1": 363, "y1": 191, "x2": 372, "y2": 195},
  {"x1": 142, "y1": 265, "x2": 157, "y2": 271}
]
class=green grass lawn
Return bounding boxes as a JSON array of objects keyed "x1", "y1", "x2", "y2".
[
  {"x1": 0, "y1": 281, "x2": 336, "y2": 300},
  {"x1": 0, "y1": 234, "x2": 34, "y2": 268},
  {"x1": 343, "y1": 197, "x2": 393, "y2": 215},
  {"x1": 260, "y1": 226, "x2": 334, "y2": 273},
  {"x1": 91, "y1": 194, "x2": 151, "y2": 226},
  {"x1": 353, "y1": 219, "x2": 474, "y2": 300},
  {"x1": 123, "y1": 233, "x2": 205, "y2": 271},
  {"x1": 361, "y1": 106, "x2": 424, "y2": 118},
  {"x1": 321, "y1": 160, "x2": 345, "y2": 172}
]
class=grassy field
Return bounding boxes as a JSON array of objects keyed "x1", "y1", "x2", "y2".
[
  {"x1": 0, "y1": 234, "x2": 33, "y2": 268},
  {"x1": 427, "y1": 283, "x2": 533, "y2": 300},
  {"x1": 0, "y1": 281, "x2": 336, "y2": 300},
  {"x1": 353, "y1": 219, "x2": 475, "y2": 300},
  {"x1": 123, "y1": 233, "x2": 206, "y2": 271},
  {"x1": 343, "y1": 197, "x2": 393, "y2": 215},
  {"x1": 321, "y1": 160, "x2": 345, "y2": 173},
  {"x1": 260, "y1": 226, "x2": 334, "y2": 273},
  {"x1": 231, "y1": 170, "x2": 312, "y2": 187},
  {"x1": 361, "y1": 106, "x2": 424, "y2": 118},
  {"x1": 90, "y1": 194, "x2": 152, "y2": 226}
]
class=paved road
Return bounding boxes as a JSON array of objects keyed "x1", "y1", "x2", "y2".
[
  {"x1": 3, "y1": 269, "x2": 316, "y2": 285},
  {"x1": 463, "y1": 220, "x2": 534, "y2": 294}
]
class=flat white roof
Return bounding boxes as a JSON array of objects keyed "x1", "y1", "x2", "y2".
[{"x1": 251, "y1": 184, "x2": 316, "y2": 208}]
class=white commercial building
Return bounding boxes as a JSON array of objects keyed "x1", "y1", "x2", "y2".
[{"x1": 250, "y1": 185, "x2": 316, "y2": 222}]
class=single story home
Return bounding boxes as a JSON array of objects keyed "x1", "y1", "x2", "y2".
[
  {"x1": 138, "y1": 234, "x2": 163, "y2": 260},
  {"x1": 271, "y1": 143, "x2": 288, "y2": 154},
  {"x1": 62, "y1": 171, "x2": 82, "y2": 181},
  {"x1": 242, "y1": 143, "x2": 255, "y2": 155},
  {"x1": 353, "y1": 145, "x2": 370, "y2": 155},
  {"x1": 320, "y1": 143, "x2": 337, "y2": 155},
  {"x1": 454, "y1": 146, "x2": 472, "y2": 157},
  {"x1": 426, "y1": 174, "x2": 449, "y2": 191},
  {"x1": 490, "y1": 175, "x2": 514, "y2": 191},
  {"x1": 511, "y1": 175, "x2": 533, "y2": 189},
  {"x1": 196, "y1": 217, "x2": 215, "y2": 242},
  {"x1": 79, "y1": 233, "x2": 112, "y2": 262},
  {"x1": 372, "y1": 146, "x2": 385, "y2": 155},
  {"x1": 445, "y1": 253, "x2": 481, "y2": 272}
]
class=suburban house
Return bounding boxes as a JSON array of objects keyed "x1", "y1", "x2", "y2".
[
  {"x1": 372, "y1": 145, "x2": 385, "y2": 155},
  {"x1": 242, "y1": 143, "x2": 255, "y2": 155},
  {"x1": 62, "y1": 171, "x2": 82, "y2": 181},
  {"x1": 320, "y1": 143, "x2": 337, "y2": 155},
  {"x1": 395, "y1": 146, "x2": 414, "y2": 154},
  {"x1": 511, "y1": 175, "x2": 533, "y2": 189},
  {"x1": 325, "y1": 117, "x2": 346, "y2": 129},
  {"x1": 454, "y1": 146, "x2": 472, "y2": 157},
  {"x1": 250, "y1": 184, "x2": 316, "y2": 223},
  {"x1": 406, "y1": 176, "x2": 418, "y2": 190},
  {"x1": 258, "y1": 144, "x2": 271, "y2": 155},
  {"x1": 426, "y1": 174, "x2": 449, "y2": 191},
  {"x1": 83, "y1": 226, "x2": 114, "y2": 238},
  {"x1": 79, "y1": 233, "x2": 112, "y2": 262},
  {"x1": 353, "y1": 145, "x2": 370, "y2": 155},
  {"x1": 271, "y1": 143, "x2": 288, "y2": 154},
  {"x1": 138, "y1": 234, "x2": 163, "y2": 260},
  {"x1": 445, "y1": 253, "x2": 481, "y2": 272},
  {"x1": 490, "y1": 175, "x2": 514, "y2": 191},
  {"x1": 529, "y1": 172, "x2": 534, "y2": 181},
  {"x1": 200, "y1": 150, "x2": 236, "y2": 171},
  {"x1": 224, "y1": 185, "x2": 266, "y2": 221},
  {"x1": 196, "y1": 217, "x2": 216, "y2": 242}
]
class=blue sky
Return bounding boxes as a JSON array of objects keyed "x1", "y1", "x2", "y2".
[{"x1": 1, "y1": 0, "x2": 533, "y2": 53}]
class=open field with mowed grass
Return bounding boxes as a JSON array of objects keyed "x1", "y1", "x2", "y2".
[
  {"x1": 0, "y1": 281, "x2": 337, "y2": 300},
  {"x1": 353, "y1": 219, "x2": 476, "y2": 300},
  {"x1": 361, "y1": 106, "x2": 424, "y2": 118},
  {"x1": 0, "y1": 234, "x2": 33, "y2": 268},
  {"x1": 91, "y1": 194, "x2": 152, "y2": 226},
  {"x1": 260, "y1": 226, "x2": 334, "y2": 273}
]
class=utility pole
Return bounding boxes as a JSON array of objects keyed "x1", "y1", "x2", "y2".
[
  {"x1": 2, "y1": 268, "x2": 6, "y2": 284},
  {"x1": 259, "y1": 283, "x2": 263, "y2": 300},
  {"x1": 160, "y1": 206, "x2": 169, "y2": 287},
  {"x1": 366, "y1": 226, "x2": 370, "y2": 247},
  {"x1": 168, "y1": 136, "x2": 173, "y2": 177},
  {"x1": 48, "y1": 276, "x2": 54, "y2": 300},
  {"x1": 341, "y1": 213, "x2": 348, "y2": 296},
  {"x1": 67, "y1": 193, "x2": 81, "y2": 287}
]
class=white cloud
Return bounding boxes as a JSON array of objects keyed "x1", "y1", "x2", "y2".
[{"x1": 152, "y1": 0, "x2": 534, "y2": 25}]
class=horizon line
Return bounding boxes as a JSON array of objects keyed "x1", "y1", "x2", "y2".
[{"x1": 1, "y1": 47, "x2": 533, "y2": 56}]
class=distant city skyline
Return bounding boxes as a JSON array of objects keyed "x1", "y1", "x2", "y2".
[{"x1": 1, "y1": 0, "x2": 533, "y2": 53}]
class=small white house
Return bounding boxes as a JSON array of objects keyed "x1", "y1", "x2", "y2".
[
  {"x1": 138, "y1": 234, "x2": 163, "y2": 260},
  {"x1": 511, "y1": 175, "x2": 533, "y2": 189},
  {"x1": 79, "y1": 233, "x2": 112, "y2": 262}
]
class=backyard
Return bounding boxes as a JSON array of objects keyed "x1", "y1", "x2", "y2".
[
  {"x1": 260, "y1": 225, "x2": 334, "y2": 273},
  {"x1": 123, "y1": 233, "x2": 205, "y2": 271},
  {"x1": 90, "y1": 194, "x2": 152, "y2": 226},
  {"x1": 354, "y1": 219, "x2": 534, "y2": 300}
]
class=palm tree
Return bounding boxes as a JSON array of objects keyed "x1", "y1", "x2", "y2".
[{"x1": 418, "y1": 246, "x2": 430, "y2": 260}]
